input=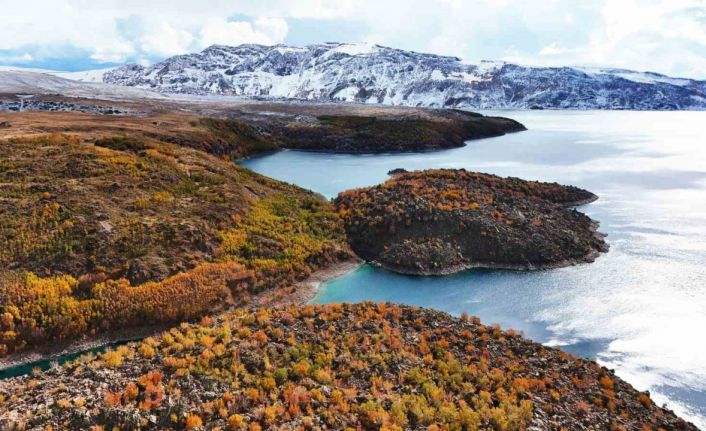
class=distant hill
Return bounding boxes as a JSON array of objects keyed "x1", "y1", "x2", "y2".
[
  {"x1": 0, "y1": 66, "x2": 115, "y2": 83},
  {"x1": 0, "y1": 69, "x2": 162, "y2": 100}
]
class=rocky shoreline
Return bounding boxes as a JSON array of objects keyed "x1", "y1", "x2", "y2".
[
  {"x1": 0, "y1": 326, "x2": 167, "y2": 377},
  {"x1": 371, "y1": 247, "x2": 606, "y2": 276}
]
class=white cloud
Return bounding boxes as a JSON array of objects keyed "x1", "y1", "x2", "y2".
[
  {"x1": 0, "y1": 53, "x2": 33, "y2": 62},
  {"x1": 199, "y1": 17, "x2": 288, "y2": 48},
  {"x1": 139, "y1": 21, "x2": 195, "y2": 57},
  {"x1": 498, "y1": 0, "x2": 706, "y2": 77},
  {"x1": 0, "y1": 0, "x2": 705, "y2": 78},
  {"x1": 0, "y1": 0, "x2": 292, "y2": 64},
  {"x1": 538, "y1": 42, "x2": 584, "y2": 57},
  {"x1": 90, "y1": 40, "x2": 136, "y2": 63}
]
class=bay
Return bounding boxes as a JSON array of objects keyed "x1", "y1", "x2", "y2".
[{"x1": 241, "y1": 110, "x2": 706, "y2": 427}]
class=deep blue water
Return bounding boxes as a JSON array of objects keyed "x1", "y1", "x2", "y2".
[{"x1": 242, "y1": 110, "x2": 706, "y2": 428}]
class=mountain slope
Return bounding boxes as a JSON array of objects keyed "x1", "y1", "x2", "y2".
[
  {"x1": 0, "y1": 66, "x2": 117, "y2": 83},
  {"x1": 104, "y1": 43, "x2": 706, "y2": 110}
]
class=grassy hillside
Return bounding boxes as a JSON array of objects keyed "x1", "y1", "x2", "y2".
[
  {"x1": 0, "y1": 107, "x2": 523, "y2": 357},
  {"x1": 0, "y1": 130, "x2": 351, "y2": 356}
]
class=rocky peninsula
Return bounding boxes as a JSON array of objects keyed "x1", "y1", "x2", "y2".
[
  {"x1": 0, "y1": 303, "x2": 696, "y2": 430},
  {"x1": 271, "y1": 110, "x2": 526, "y2": 153},
  {"x1": 0, "y1": 91, "x2": 526, "y2": 157},
  {"x1": 335, "y1": 169, "x2": 608, "y2": 275}
]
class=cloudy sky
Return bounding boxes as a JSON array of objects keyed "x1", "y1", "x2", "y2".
[{"x1": 2, "y1": 0, "x2": 706, "y2": 78}]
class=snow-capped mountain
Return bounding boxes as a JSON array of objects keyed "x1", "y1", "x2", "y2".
[{"x1": 103, "y1": 42, "x2": 706, "y2": 110}]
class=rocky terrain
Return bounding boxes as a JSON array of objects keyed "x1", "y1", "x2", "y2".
[
  {"x1": 0, "y1": 303, "x2": 696, "y2": 430},
  {"x1": 335, "y1": 169, "x2": 608, "y2": 275},
  {"x1": 103, "y1": 42, "x2": 706, "y2": 110},
  {"x1": 0, "y1": 95, "x2": 133, "y2": 115}
]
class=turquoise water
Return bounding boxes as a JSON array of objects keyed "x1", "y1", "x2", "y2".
[
  {"x1": 0, "y1": 340, "x2": 135, "y2": 379},
  {"x1": 242, "y1": 111, "x2": 706, "y2": 428}
]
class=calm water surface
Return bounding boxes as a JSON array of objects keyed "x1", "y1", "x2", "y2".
[
  {"x1": 241, "y1": 111, "x2": 706, "y2": 428},
  {"x1": 0, "y1": 340, "x2": 134, "y2": 379}
]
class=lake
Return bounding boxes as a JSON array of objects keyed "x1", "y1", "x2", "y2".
[{"x1": 241, "y1": 110, "x2": 706, "y2": 428}]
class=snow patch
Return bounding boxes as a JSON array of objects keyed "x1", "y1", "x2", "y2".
[
  {"x1": 430, "y1": 70, "x2": 446, "y2": 80},
  {"x1": 0, "y1": 66, "x2": 115, "y2": 83},
  {"x1": 332, "y1": 86, "x2": 360, "y2": 101},
  {"x1": 577, "y1": 67, "x2": 692, "y2": 87},
  {"x1": 475, "y1": 60, "x2": 506, "y2": 74},
  {"x1": 330, "y1": 43, "x2": 377, "y2": 56},
  {"x1": 274, "y1": 45, "x2": 308, "y2": 55},
  {"x1": 53, "y1": 68, "x2": 115, "y2": 83}
]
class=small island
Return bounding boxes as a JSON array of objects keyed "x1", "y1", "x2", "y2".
[{"x1": 336, "y1": 169, "x2": 608, "y2": 275}]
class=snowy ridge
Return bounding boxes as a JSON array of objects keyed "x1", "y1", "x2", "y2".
[
  {"x1": 0, "y1": 66, "x2": 115, "y2": 83},
  {"x1": 100, "y1": 42, "x2": 706, "y2": 110},
  {"x1": 53, "y1": 68, "x2": 116, "y2": 83},
  {"x1": 0, "y1": 70, "x2": 164, "y2": 100}
]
